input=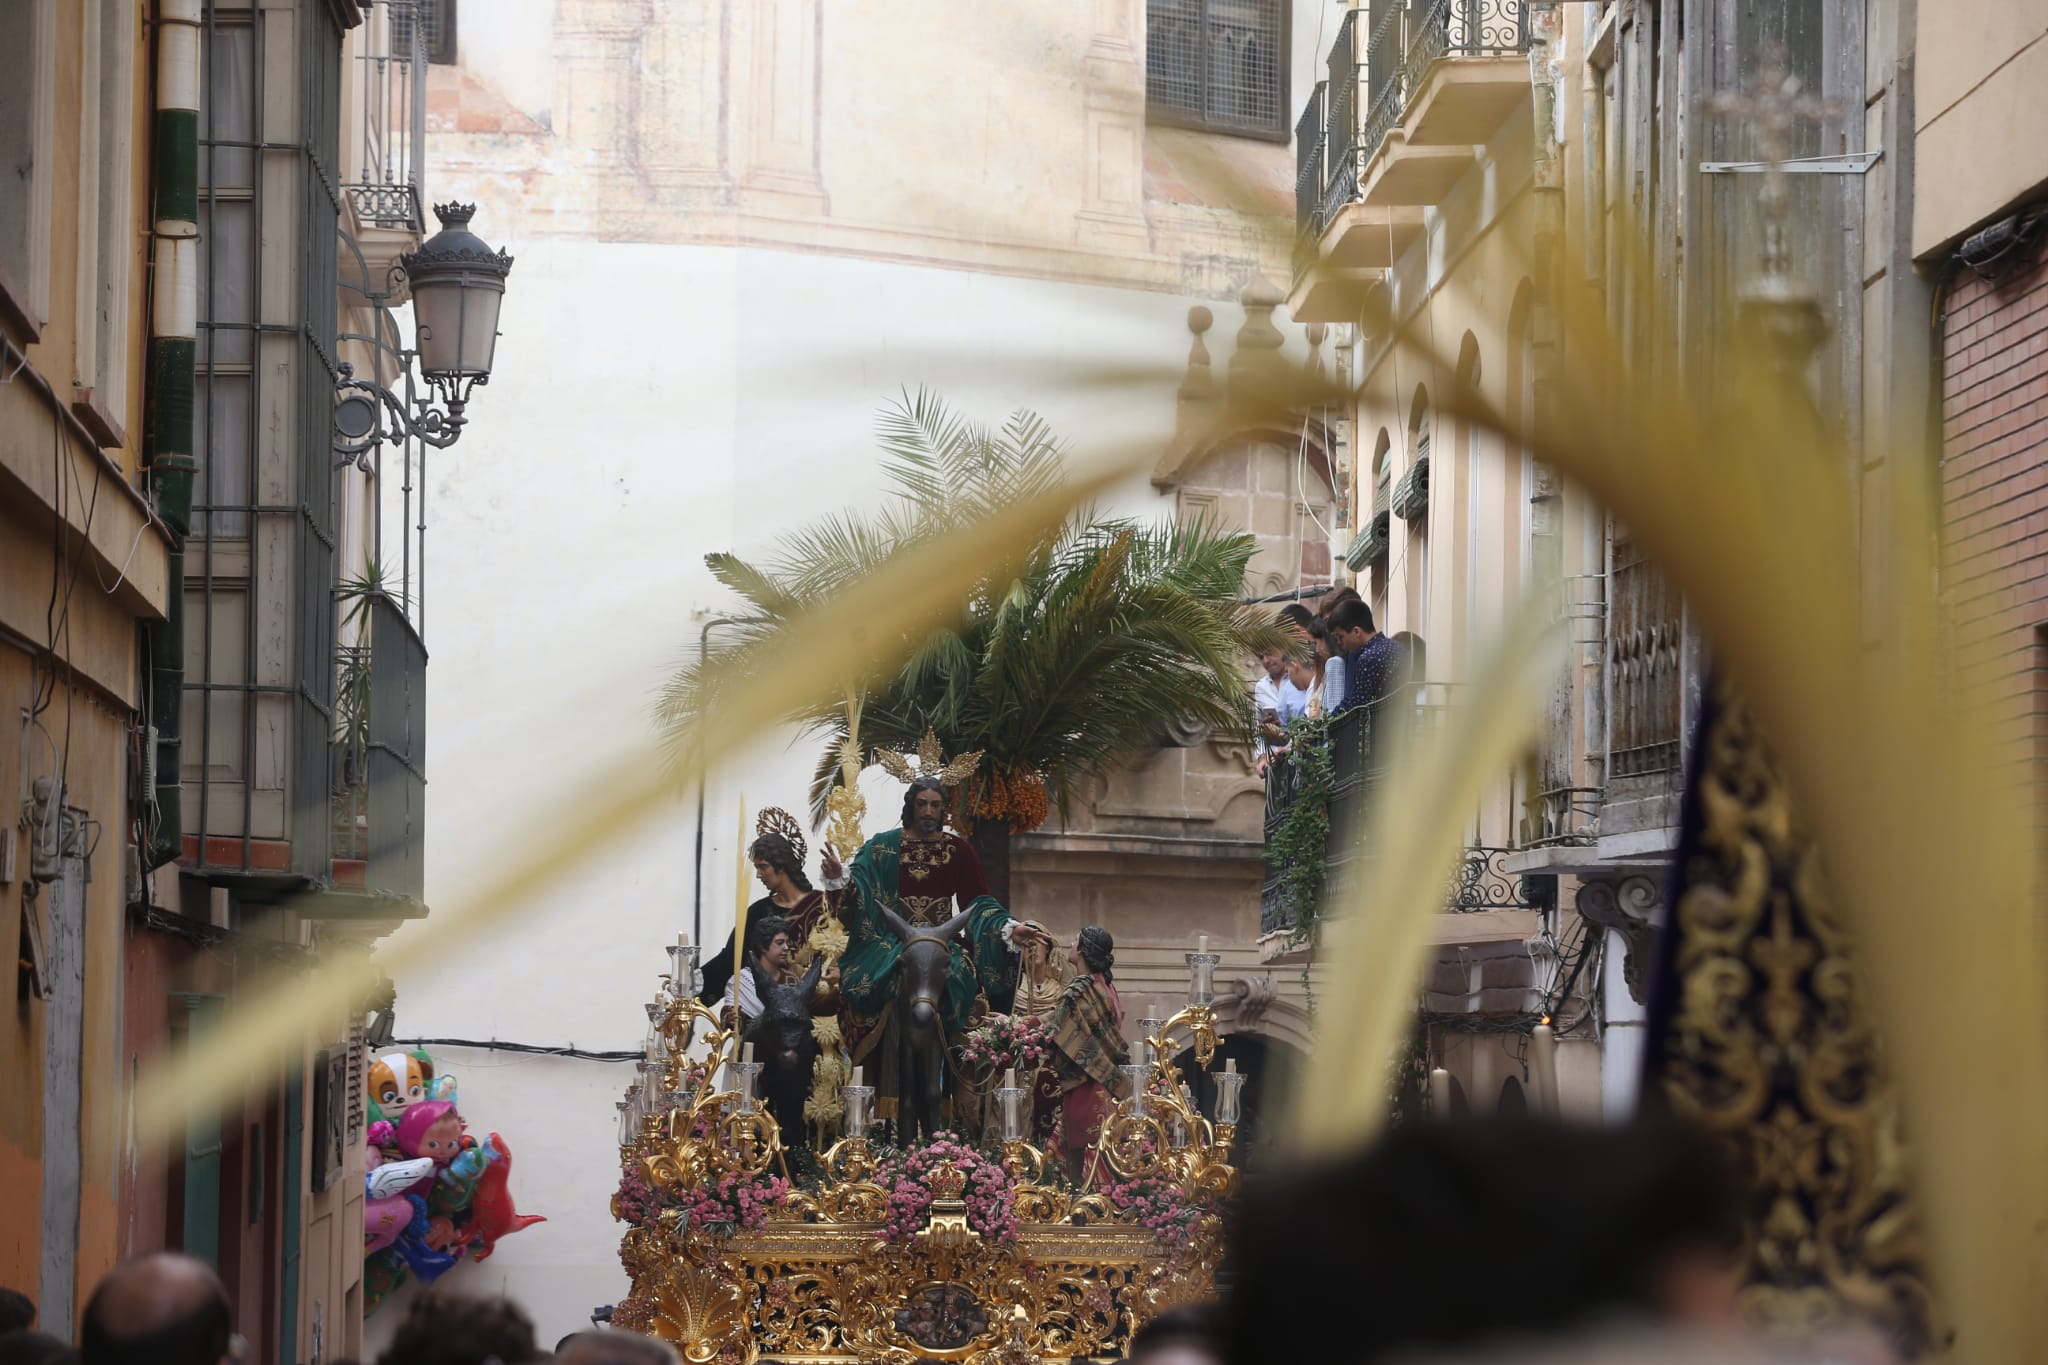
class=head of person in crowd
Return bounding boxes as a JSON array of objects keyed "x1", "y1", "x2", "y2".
[
  {"x1": 373, "y1": 1290, "x2": 542, "y2": 1365},
  {"x1": 1127, "y1": 1304, "x2": 1225, "y2": 1365},
  {"x1": 0, "y1": 1293, "x2": 33, "y2": 1337},
  {"x1": 79, "y1": 1253, "x2": 235, "y2": 1365},
  {"x1": 1224, "y1": 1116, "x2": 1747, "y2": 1365},
  {"x1": 1277, "y1": 602, "x2": 1314, "y2": 638},
  {"x1": 1317, "y1": 585, "x2": 1363, "y2": 622},
  {"x1": 1306, "y1": 615, "x2": 1334, "y2": 666},
  {"x1": 1327, "y1": 598, "x2": 1378, "y2": 655},
  {"x1": 555, "y1": 1332, "x2": 679, "y2": 1365},
  {"x1": 1256, "y1": 649, "x2": 1287, "y2": 683},
  {"x1": 1287, "y1": 649, "x2": 1320, "y2": 692},
  {"x1": 1392, "y1": 630, "x2": 1427, "y2": 683},
  {"x1": 0, "y1": 1331, "x2": 78, "y2": 1365}
]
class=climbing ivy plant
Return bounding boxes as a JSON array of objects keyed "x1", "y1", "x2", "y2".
[{"x1": 1265, "y1": 713, "x2": 1335, "y2": 944}]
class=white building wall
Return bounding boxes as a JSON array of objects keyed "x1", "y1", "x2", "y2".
[{"x1": 369, "y1": 238, "x2": 1312, "y2": 1346}]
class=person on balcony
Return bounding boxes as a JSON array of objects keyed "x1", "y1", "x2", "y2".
[
  {"x1": 1329, "y1": 598, "x2": 1405, "y2": 716},
  {"x1": 1316, "y1": 586, "x2": 1365, "y2": 713},
  {"x1": 1252, "y1": 649, "x2": 1289, "y2": 776}
]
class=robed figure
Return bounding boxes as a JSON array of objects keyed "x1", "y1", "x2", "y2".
[{"x1": 837, "y1": 764, "x2": 1045, "y2": 1136}]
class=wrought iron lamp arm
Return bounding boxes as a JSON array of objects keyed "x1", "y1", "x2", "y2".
[{"x1": 334, "y1": 361, "x2": 469, "y2": 460}]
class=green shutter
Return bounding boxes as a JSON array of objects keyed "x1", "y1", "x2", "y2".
[{"x1": 174, "y1": 994, "x2": 226, "y2": 1268}]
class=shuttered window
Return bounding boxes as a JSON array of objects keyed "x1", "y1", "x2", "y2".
[{"x1": 1146, "y1": 0, "x2": 1289, "y2": 140}]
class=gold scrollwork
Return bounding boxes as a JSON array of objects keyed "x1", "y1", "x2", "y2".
[{"x1": 1658, "y1": 683, "x2": 1938, "y2": 1354}]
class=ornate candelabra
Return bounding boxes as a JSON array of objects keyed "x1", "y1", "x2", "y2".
[{"x1": 610, "y1": 937, "x2": 1241, "y2": 1365}]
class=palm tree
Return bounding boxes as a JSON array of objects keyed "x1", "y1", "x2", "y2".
[{"x1": 660, "y1": 389, "x2": 1289, "y2": 901}]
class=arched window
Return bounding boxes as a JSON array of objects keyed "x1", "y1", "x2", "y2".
[{"x1": 1406, "y1": 386, "x2": 1433, "y2": 642}]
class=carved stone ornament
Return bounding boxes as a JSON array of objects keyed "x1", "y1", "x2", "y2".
[
  {"x1": 1574, "y1": 874, "x2": 1660, "y2": 1006},
  {"x1": 1652, "y1": 679, "x2": 1940, "y2": 1355}
]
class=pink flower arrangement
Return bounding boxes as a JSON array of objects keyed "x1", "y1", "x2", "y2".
[
  {"x1": 955, "y1": 1014, "x2": 1051, "y2": 1076},
  {"x1": 615, "y1": 1161, "x2": 665, "y2": 1229},
  {"x1": 1102, "y1": 1174, "x2": 1209, "y2": 1265},
  {"x1": 682, "y1": 1170, "x2": 791, "y2": 1235},
  {"x1": 875, "y1": 1132, "x2": 1021, "y2": 1246}
]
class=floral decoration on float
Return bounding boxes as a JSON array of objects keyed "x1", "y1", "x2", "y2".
[{"x1": 606, "y1": 939, "x2": 1243, "y2": 1365}]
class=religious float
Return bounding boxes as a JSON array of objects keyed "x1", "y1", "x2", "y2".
[{"x1": 608, "y1": 938, "x2": 1245, "y2": 1364}]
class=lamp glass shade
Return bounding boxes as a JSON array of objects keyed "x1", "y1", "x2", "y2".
[
  {"x1": 842, "y1": 1085, "x2": 874, "y2": 1139},
  {"x1": 411, "y1": 273, "x2": 503, "y2": 381},
  {"x1": 1213, "y1": 1070, "x2": 1247, "y2": 1126}
]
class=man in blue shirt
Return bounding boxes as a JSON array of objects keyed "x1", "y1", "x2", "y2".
[{"x1": 1328, "y1": 598, "x2": 1404, "y2": 714}]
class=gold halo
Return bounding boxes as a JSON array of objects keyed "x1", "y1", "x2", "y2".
[{"x1": 754, "y1": 806, "x2": 807, "y2": 866}]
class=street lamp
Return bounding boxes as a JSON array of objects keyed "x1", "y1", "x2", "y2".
[{"x1": 333, "y1": 201, "x2": 514, "y2": 458}]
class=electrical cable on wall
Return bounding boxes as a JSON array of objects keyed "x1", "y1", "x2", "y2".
[{"x1": 395, "y1": 1037, "x2": 645, "y2": 1063}]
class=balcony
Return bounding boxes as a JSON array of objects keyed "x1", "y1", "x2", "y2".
[
  {"x1": 1289, "y1": 0, "x2": 1532, "y2": 322},
  {"x1": 342, "y1": 1, "x2": 429, "y2": 291},
  {"x1": 330, "y1": 591, "x2": 428, "y2": 912},
  {"x1": 1259, "y1": 684, "x2": 1551, "y2": 948}
]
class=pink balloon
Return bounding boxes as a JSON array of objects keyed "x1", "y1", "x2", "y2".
[{"x1": 364, "y1": 1196, "x2": 411, "y2": 1255}]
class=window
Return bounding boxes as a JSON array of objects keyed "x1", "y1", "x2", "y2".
[
  {"x1": 0, "y1": 0, "x2": 56, "y2": 331},
  {"x1": 197, "y1": 17, "x2": 258, "y2": 538},
  {"x1": 1146, "y1": 0, "x2": 1288, "y2": 141},
  {"x1": 390, "y1": 0, "x2": 457, "y2": 67},
  {"x1": 80, "y1": 0, "x2": 139, "y2": 418}
]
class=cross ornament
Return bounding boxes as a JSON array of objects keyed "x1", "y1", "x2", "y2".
[{"x1": 1702, "y1": 46, "x2": 1841, "y2": 275}]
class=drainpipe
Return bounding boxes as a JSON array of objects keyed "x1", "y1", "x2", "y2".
[
  {"x1": 143, "y1": 0, "x2": 201, "y2": 869},
  {"x1": 690, "y1": 617, "x2": 742, "y2": 945}
]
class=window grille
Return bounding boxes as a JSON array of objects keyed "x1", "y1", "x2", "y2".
[
  {"x1": 390, "y1": 0, "x2": 456, "y2": 66},
  {"x1": 1146, "y1": 0, "x2": 1288, "y2": 140}
]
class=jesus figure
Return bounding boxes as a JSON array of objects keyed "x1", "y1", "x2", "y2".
[{"x1": 836, "y1": 776, "x2": 1049, "y2": 1123}]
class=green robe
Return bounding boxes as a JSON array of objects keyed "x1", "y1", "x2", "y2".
[{"x1": 837, "y1": 827, "x2": 1015, "y2": 1036}]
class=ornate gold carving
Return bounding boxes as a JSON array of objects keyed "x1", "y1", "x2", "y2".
[
  {"x1": 619, "y1": 936, "x2": 1231, "y2": 1363},
  {"x1": 1657, "y1": 683, "x2": 1938, "y2": 1353},
  {"x1": 755, "y1": 806, "x2": 807, "y2": 865},
  {"x1": 875, "y1": 727, "x2": 985, "y2": 788}
]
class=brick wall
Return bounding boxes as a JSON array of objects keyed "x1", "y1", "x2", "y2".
[{"x1": 1939, "y1": 228, "x2": 2048, "y2": 842}]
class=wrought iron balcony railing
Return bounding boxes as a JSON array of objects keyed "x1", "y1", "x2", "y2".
[
  {"x1": 1260, "y1": 681, "x2": 1551, "y2": 936},
  {"x1": 332, "y1": 591, "x2": 427, "y2": 903},
  {"x1": 346, "y1": 0, "x2": 428, "y2": 234},
  {"x1": 1292, "y1": 0, "x2": 1531, "y2": 252},
  {"x1": 1294, "y1": 83, "x2": 1328, "y2": 281}
]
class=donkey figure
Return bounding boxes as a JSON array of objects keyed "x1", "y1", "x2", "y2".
[
  {"x1": 881, "y1": 905, "x2": 975, "y2": 1142},
  {"x1": 742, "y1": 954, "x2": 825, "y2": 1150}
]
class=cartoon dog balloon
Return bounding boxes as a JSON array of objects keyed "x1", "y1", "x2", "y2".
[{"x1": 361, "y1": 1048, "x2": 542, "y2": 1314}]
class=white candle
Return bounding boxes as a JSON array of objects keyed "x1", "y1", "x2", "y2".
[
  {"x1": 1197, "y1": 934, "x2": 1210, "y2": 954},
  {"x1": 677, "y1": 931, "x2": 691, "y2": 949},
  {"x1": 1430, "y1": 1067, "x2": 1452, "y2": 1118},
  {"x1": 741, "y1": 1042, "x2": 755, "y2": 1064},
  {"x1": 851, "y1": 1065, "x2": 863, "y2": 1088},
  {"x1": 1224, "y1": 1057, "x2": 1237, "y2": 1075},
  {"x1": 1003, "y1": 1067, "x2": 1018, "y2": 1090},
  {"x1": 1530, "y1": 1022, "x2": 1560, "y2": 1117}
]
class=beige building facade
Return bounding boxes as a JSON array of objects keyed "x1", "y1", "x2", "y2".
[
  {"x1": 4, "y1": 0, "x2": 435, "y2": 1357},
  {"x1": 1287, "y1": 0, "x2": 1933, "y2": 1122}
]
